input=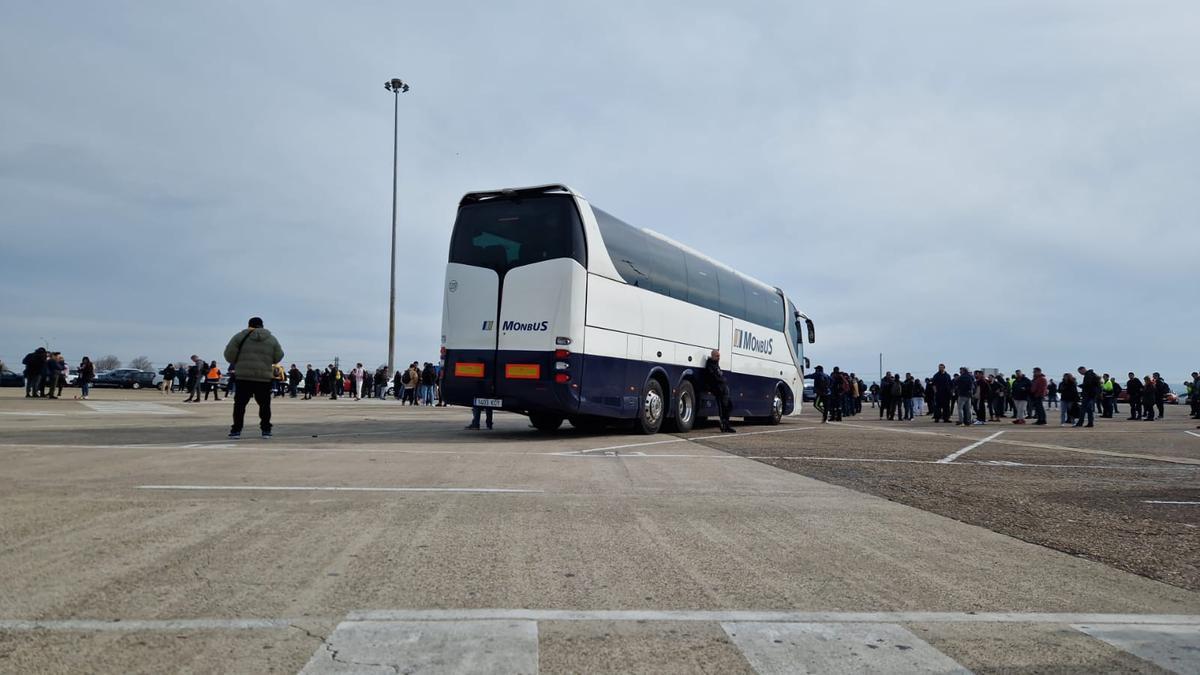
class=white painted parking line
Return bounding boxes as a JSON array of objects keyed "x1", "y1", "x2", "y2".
[
  {"x1": 137, "y1": 485, "x2": 543, "y2": 494},
  {"x1": 6, "y1": 611, "x2": 1200, "y2": 631},
  {"x1": 1144, "y1": 501, "x2": 1200, "y2": 505},
  {"x1": 348, "y1": 609, "x2": 1200, "y2": 625},
  {"x1": 747, "y1": 455, "x2": 1171, "y2": 470},
  {"x1": 829, "y1": 421, "x2": 957, "y2": 438},
  {"x1": 0, "y1": 411, "x2": 65, "y2": 416},
  {"x1": 299, "y1": 620, "x2": 538, "y2": 675},
  {"x1": 1186, "y1": 431, "x2": 1200, "y2": 439},
  {"x1": 572, "y1": 425, "x2": 819, "y2": 455},
  {"x1": 722, "y1": 621, "x2": 969, "y2": 674},
  {"x1": 1073, "y1": 623, "x2": 1200, "y2": 674},
  {"x1": 0, "y1": 618, "x2": 297, "y2": 631},
  {"x1": 938, "y1": 430, "x2": 1005, "y2": 464},
  {"x1": 81, "y1": 401, "x2": 186, "y2": 415}
]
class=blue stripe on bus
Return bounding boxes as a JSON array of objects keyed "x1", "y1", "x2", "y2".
[{"x1": 443, "y1": 350, "x2": 794, "y2": 420}]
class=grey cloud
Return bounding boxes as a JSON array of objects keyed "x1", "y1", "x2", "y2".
[{"x1": 1, "y1": 1, "x2": 1197, "y2": 383}]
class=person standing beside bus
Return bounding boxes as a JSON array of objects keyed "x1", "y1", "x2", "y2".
[
  {"x1": 805, "y1": 365, "x2": 831, "y2": 423},
  {"x1": 703, "y1": 349, "x2": 736, "y2": 433}
]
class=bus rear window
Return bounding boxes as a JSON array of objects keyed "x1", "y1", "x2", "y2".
[{"x1": 449, "y1": 195, "x2": 586, "y2": 272}]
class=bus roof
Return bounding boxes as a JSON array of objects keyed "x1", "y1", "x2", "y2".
[
  {"x1": 459, "y1": 184, "x2": 581, "y2": 206},
  {"x1": 458, "y1": 184, "x2": 789, "y2": 303}
]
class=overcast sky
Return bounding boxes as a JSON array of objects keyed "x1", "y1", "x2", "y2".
[{"x1": 2, "y1": 1, "x2": 1197, "y2": 383}]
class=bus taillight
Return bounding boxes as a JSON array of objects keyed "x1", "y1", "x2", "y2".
[
  {"x1": 505, "y1": 364, "x2": 540, "y2": 380},
  {"x1": 554, "y1": 373, "x2": 571, "y2": 384},
  {"x1": 454, "y1": 362, "x2": 485, "y2": 378}
]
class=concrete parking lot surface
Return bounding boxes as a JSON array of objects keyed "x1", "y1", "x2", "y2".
[{"x1": 1, "y1": 389, "x2": 1197, "y2": 673}]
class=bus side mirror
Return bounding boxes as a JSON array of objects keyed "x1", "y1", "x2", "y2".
[
  {"x1": 805, "y1": 318, "x2": 815, "y2": 344},
  {"x1": 803, "y1": 356, "x2": 810, "y2": 370}
]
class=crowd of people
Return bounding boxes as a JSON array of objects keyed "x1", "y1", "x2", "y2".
[
  {"x1": 158, "y1": 357, "x2": 445, "y2": 406},
  {"x1": 16, "y1": 346, "x2": 444, "y2": 408},
  {"x1": 806, "y1": 365, "x2": 1200, "y2": 428},
  {"x1": 18, "y1": 347, "x2": 95, "y2": 399},
  {"x1": 17, "y1": 339, "x2": 1200, "y2": 433}
]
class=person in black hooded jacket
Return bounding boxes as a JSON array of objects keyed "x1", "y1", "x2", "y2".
[
  {"x1": 21, "y1": 348, "x2": 47, "y2": 398},
  {"x1": 1075, "y1": 367, "x2": 1101, "y2": 427},
  {"x1": 704, "y1": 350, "x2": 736, "y2": 433},
  {"x1": 1058, "y1": 373, "x2": 1080, "y2": 425},
  {"x1": 1126, "y1": 372, "x2": 1143, "y2": 420}
]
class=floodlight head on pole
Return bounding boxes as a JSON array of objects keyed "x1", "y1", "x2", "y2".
[{"x1": 385, "y1": 78, "x2": 410, "y2": 93}]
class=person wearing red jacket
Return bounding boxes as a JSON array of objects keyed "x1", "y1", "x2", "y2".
[{"x1": 1029, "y1": 367, "x2": 1049, "y2": 426}]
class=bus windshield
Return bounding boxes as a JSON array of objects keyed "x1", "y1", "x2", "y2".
[{"x1": 449, "y1": 195, "x2": 586, "y2": 273}]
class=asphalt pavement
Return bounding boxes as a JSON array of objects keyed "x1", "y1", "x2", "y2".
[{"x1": 0, "y1": 389, "x2": 1197, "y2": 673}]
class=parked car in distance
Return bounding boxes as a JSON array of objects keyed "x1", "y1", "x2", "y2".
[
  {"x1": 92, "y1": 369, "x2": 157, "y2": 389},
  {"x1": 1117, "y1": 389, "x2": 1180, "y2": 405},
  {"x1": 1, "y1": 369, "x2": 24, "y2": 387}
]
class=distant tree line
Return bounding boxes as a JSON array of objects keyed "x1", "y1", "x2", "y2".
[{"x1": 91, "y1": 355, "x2": 154, "y2": 371}]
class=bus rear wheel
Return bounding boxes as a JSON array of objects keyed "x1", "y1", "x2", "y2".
[
  {"x1": 636, "y1": 379, "x2": 666, "y2": 435},
  {"x1": 529, "y1": 413, "x2": 564, "y2": 432},
  {"x1": 665, "y1": 380, "x2": 696, "y2": 433}
]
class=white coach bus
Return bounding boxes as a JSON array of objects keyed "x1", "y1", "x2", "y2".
[{"x1": 440, "y1": 184, "x2": 816, "y2": 434}]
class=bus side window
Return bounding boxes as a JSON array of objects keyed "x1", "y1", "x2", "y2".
[
  {"x1": 685, "y1": 256, "x2": 720, "y2": 314},
  {"x1": 716, "y1": 267, "x2": 744, "y2": 319}
]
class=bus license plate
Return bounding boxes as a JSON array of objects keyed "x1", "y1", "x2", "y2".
[{"x1": 474, "y1": 397, "x2": 502, "y2": 408}]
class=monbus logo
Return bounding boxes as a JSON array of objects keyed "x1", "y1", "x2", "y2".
[
  {"x1": 502, "y1": 320, "x2": 549, "y2": 332},
  {"x1": 734, "y1": 328, "x2": 773, "y2": 355},
  {"x1": 481, "y1": 321, "x2": 494, "y2": 331}
]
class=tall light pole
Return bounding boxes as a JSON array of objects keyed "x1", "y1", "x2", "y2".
[{"x1": 384, "y1": 77, "x2": 410, "y2": 377}]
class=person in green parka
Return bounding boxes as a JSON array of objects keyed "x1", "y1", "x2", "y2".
[{"x1": 223, "y1": 316, "x2": 285, "y2": 439}]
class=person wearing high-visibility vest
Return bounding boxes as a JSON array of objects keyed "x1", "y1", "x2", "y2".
[
  {"x1": 1101, "y1": 374, "x2": 1115, "y2": 418},
  {"x1": 204, "y1": 362, "x2": 222, "y2": 401}
]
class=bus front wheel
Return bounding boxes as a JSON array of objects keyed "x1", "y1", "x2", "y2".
[
  {"x1": 636, "y1": 379, "x2": 666, "y2": 435},
  {"x1": 529, "y1": 413, "x2": 564, "y2": 432},
  {"x1": 766, "y1": 386, "x2": 785, "y2": 425}
]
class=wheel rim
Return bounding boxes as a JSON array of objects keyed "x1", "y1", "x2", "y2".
[
  {"x1": 645, "y1": 388, "x2": 663, "y2": 426},
  {"x1": 677, "y1": 391, "x2": 693, "y2": 425},
  {"x1": 773, "y1": 391, "x2": 784, "y2": 418}
]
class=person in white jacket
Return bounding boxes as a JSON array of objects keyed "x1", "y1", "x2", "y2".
[{"x1": 351, "y1": 363, "x2": 365, "y2": 400}]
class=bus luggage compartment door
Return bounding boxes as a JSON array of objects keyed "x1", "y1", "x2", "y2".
[
  {"x1": 494, "y1": 259, "x2": 586, "y2": 412},
  {"x1": 442, "y1": 263, "x2": 503, "y2": 403}
]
